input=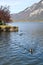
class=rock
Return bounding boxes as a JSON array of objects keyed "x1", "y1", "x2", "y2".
[{"x1": 0, "y1": 25, "x2": 18, "y2": 32}]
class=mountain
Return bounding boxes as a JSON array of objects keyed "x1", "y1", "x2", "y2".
[{"x1": 11, "y1": 0, "x2": 43, "y2": 22}]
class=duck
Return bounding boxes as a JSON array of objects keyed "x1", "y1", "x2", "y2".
[{"x1": 29, "y1": 49, "x2": 33, "y2": 54}]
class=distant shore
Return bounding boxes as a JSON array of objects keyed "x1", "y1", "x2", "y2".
[{"x1": 12, "y1": 20, "x2": 43, "y2": 22}]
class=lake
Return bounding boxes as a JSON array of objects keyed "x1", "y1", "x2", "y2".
[{"x1": 0, "y1": 22, "x2": 43, "y2": 65}]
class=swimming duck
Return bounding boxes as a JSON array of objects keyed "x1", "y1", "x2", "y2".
[{"x1": 29, "y1": 49, "x2": 33, "y2": 54}]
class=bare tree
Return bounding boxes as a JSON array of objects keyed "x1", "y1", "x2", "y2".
[{"x1": 0, "y1": 6, "x2": 11, "y2": 25}]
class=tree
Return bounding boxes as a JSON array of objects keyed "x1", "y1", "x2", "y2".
[{"x1": 0, "y1": 6, "x2": 11, "y2": 25}]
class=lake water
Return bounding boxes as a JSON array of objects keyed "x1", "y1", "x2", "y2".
[{"x1": 0, "y1": 22, "x2": 43, "y2": 65}]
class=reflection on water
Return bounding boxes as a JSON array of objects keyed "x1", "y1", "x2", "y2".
[{"x1": 0, "y1": 22, "x2": 43, "y2": 65}]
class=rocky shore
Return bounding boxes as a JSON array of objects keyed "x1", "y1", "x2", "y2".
[{"x1": 0, "y1": 25, "x2": 18, "y2": 32}]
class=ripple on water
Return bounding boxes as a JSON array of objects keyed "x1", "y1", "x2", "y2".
[{"x1": 0, "y1": 22, "x2": 43, "y2": 65}]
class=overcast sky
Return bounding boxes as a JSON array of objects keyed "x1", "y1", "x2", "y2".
[{"x1": 0, "y1": 0, "x2": 40, "y2": 13}]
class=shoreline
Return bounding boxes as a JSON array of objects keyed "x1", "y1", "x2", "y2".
[{"x1": 0, "y1": 25, "x2": 18, "y2": 32}]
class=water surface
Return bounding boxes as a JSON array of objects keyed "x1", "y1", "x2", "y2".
[{"x1": 0, "y1": 22, "x2": 43, "y2": 65}]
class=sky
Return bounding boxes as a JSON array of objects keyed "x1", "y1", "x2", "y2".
[{"x1": 0, "y1": 0, "x2": 40, "y2": 13}]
